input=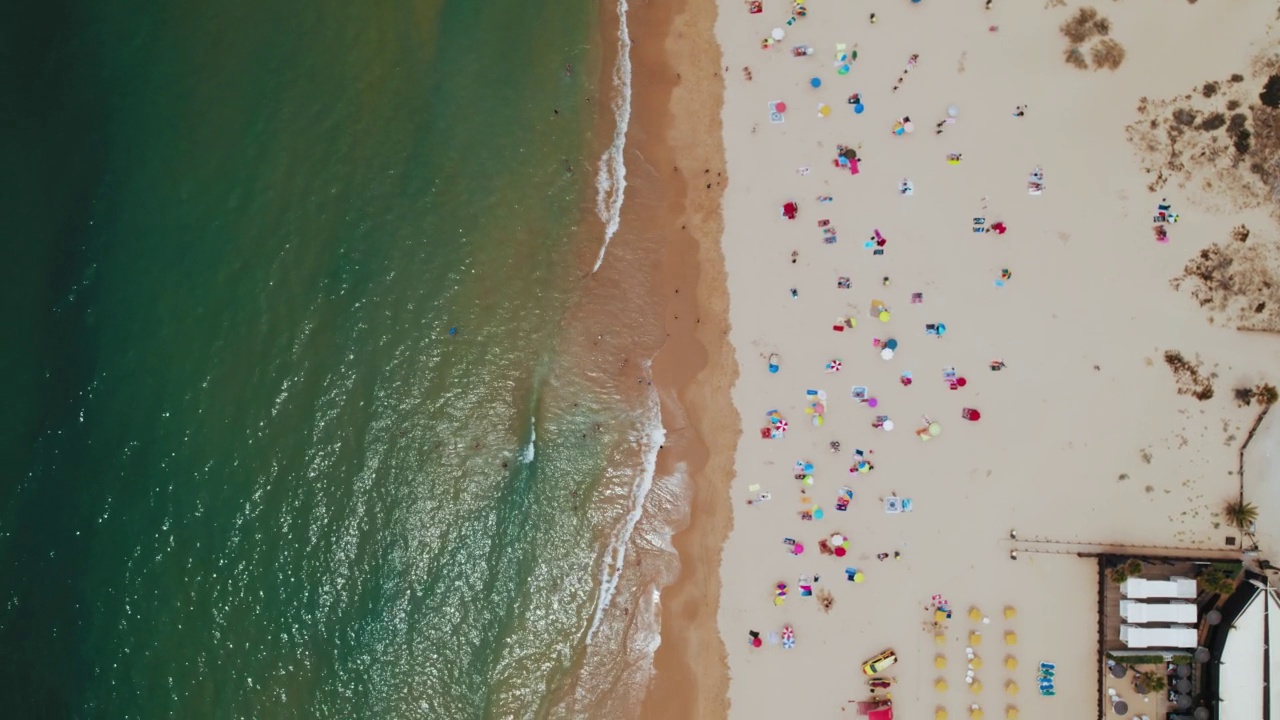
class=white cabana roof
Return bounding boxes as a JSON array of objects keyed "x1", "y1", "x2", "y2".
[{"x1": 1218, "y1": 586, "x2": 1280, "y2": 720}]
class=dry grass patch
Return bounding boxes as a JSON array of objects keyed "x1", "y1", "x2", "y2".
[{"x1": 1092, "y1": 38, "x2": 1126, "y2": 71}]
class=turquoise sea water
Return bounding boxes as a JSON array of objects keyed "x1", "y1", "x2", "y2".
[{"x1": 2, "y1": 1, "x2": 678, "y2": 717}]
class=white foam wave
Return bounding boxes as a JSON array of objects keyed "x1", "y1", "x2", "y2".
[
  {"x1": 591, "y1": 0, "x2": 633, "y2": 273},
  {"x1": 585, "y1": 381, "x2": 663, "y2": 643},
  {"x1": 520, "y1": 420, "x2": 536, "y2": 464}
]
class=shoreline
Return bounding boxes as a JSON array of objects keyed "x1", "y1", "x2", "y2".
[{"x1": 624, "y1": 0, "x2": 735, "y2": 716}]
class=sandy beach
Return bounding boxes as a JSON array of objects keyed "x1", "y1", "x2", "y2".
[{"x1": 697, "y1": 1, "x2": 1280, "y2": 718}]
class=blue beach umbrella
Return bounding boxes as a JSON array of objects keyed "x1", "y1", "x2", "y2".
[
  {"x1": 854, "y1": 103, "x2": 865, "y2": 114},
  {"x1": 810, "y1": 77, "x2": 821, "y2": 88}
]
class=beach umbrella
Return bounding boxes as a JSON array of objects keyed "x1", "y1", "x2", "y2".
[
  {"x1": 775, "y1": 419, "x2": 789, "y2": 432},
  {"x1": 826, "y1": 360, "x2": 843, "y2": 372},
  {"x1": 831, "y1": 534, "x2": 845, "y2": 544},
  {"x1": 936, "y1": 655, "x2": 947, "y2": 669},
  {"x1": 879, "y1": 311, "x2": 891, "y2": 322},
  {"x1": 818, "y1": 104, "x2": 831, "y2": 117},
  {"x1": 970, "y1": 708, "x2": 983, "y2": 720},
  {"x1": 1005, "y1": 708, "x2": 1017, "y2": 720},
  {"x1": 752, "y1": 636, "x2": 762, "y2": 647},
  {"x1": 866, "y1": 397, "x2": 878, "y2": 408},
  {"x1": 813, "y1": 507, "x2": 824, "y2": 519},
  {"x1": 929, "y1": 422, "x2": 942, "y2": 436},
  {"x1": 883, "y1": 420, "x2": 894, "y2": 431},
  {"x1": 1005, "y1": 656, "x2": 1017, "y2": 670},
  {"x1": 971, "y1": 680, "x2": 983, "y2": 694},
  {"x1": 772, "y1": 27, "x2": 785, "y2": 40},
  {"x1": 936, "y1": 679, "x2": 948, "y2": 691},
  {"x1": 948, "y1": 105, "x2": 959, "y2": 117},
  {"x1": 956, "y1": 377, "x2": 967, "y2": 387},
  {"x1": 838, "y1": 64, "x2": 850, "y2": 75},
  {"x1": 881, "y1": 347, "x2": 894, "y2": 360},
  {"x1": 853, "y1": 571, "x2": 865, "y2": 582},
  {"x1": 775, "y1": 101, "x2": 787, "y2": 113},
  {"x1": 1004, "y1": 632, "x2": 1017, "y2": 645},
  {"x1": 885, "y1": 339, "x2": 899, "y2": 350},
  {"x1": 802, "y1": 475, "x2": 813, "y2": 486},
  {"x1": 834, "y1": 546, "x2": 846, "y2": 557},
  {"x1": 810, "y1": 77, "x2": 821, "y2": 88},
  {"x1": 1004, "y1": 607, "x2": 1016, "y2": 620},
  {"x1": 937, "y1": 711, "x2": 948, "y2": 720},
  {"x1": 968, "y1": 607, "x2": 982, "y2": 621},
  {"x1": 935, "y1": 633, "x2": 946, "y2": 646},
  {"x1": 894, "y1": 123, "x2": 905, "y2": 136},
  {"x1": 793, "y1": 543, "x2": 804, "y2": 555},
  {"x1": 969, "y1": 632, "x2": 982, "y2": 646},
  {"x1": 1006, "y1": 682, "x2": 1018, "y2": 696},
  {"x1": 970, "y1": 655, "x2": 983, "y2": 669},
  {"x1": 904, "y1": 121, "x2": 915, "y2": 133},
  {"x1": 854, "y1": 103, "x2": 865, "y2": 114}
]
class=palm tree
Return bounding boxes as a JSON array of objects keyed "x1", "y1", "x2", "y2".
[
  {"x1": 1224, "y1": 500, "x2": 1259, "y2": 531},
  {"x1": 1136, "y1": 669, "x2": 1167, "y2": 693}
]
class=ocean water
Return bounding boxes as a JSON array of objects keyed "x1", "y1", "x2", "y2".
[{"x1": 1, "y1": 1, "x2": 683, "y2": 717}]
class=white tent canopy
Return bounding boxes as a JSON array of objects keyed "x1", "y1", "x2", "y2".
[{"x1": 1218, "y1": 587, "x2": 1280, "y2": 720}]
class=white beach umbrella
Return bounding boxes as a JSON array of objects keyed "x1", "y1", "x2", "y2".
[{"x1": 772, "y1": 27, "x2": 785, "y2": 40}]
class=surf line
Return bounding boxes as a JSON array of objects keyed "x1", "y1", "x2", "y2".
[
  {"x1": 585, "y1": 381, "x2": 664, "y2": 644},
  {"x1": 591, "y1": 0, "x2": 633, "y2": 274}
]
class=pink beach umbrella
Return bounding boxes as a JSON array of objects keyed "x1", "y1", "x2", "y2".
[
  {"x1": 793, "y1": 543, "x2": 805, "y2": 555},
  {"x1": 775, "y1": 419, "x2": 789, "y2": 432},
  {"x1": 775, "y1": 101, "x2": 787, "y2": 113},
  {"x1": 866, "y1": 397, "x2": 878, "y2": 408}
]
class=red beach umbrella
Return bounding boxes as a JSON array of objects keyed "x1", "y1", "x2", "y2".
[
  {"x1": 775, "y1": 101, "x2": 787, "y2": 113},
  {"x1": 835, "y1": 546, "x2": 847, "y2": 557},
  {"x1": 752, "y1": 637, "x2": 763, "y2": 647},
  {"x1": 956, "y1": 377, "x2": 967, "y2": 387}
]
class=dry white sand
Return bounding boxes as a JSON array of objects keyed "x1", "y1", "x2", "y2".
[{"x1": 713, "y1": 1, "x2": 1280, "y2": 717}]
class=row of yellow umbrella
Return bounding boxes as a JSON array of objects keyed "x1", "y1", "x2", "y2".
[
  {"x1": 934, "y1": 679, "x2": 1020, "y2": 695},
  {"x1": 966, "y1": 606, "x2": 1018, "y2": 622},
  {"x1": 934, "y1": 707, "x2": 1018, "y2": 719},
  {"x1": 937, "y1": 654, "x2": 1019, "y2": 670},
  {"x1": 965, "y1": 631, "x2": 1018, "y2": 646}
]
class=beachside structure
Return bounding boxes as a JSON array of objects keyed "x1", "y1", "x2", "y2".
[
  {"x1": 1118, "y1": 624, "x2": 1198, "y2": 649},
  {"x1": 1204, "y1": 574, "x2": 1280, "y2": 720},
  {"x1": 1120, "y1": 576, "x2": 1197, "y2": 600},
  {"x1": 1118, "y1": 600, "x2": 1198, "y2": 624}
]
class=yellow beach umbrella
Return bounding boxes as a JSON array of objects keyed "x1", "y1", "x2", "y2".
[
  {"x1": 1005, "y1": 707, "x2": 1018, "y2": 719},
  {"x1": 1004, "y1": 606, "x2": 1017, "y2": 620},
  {"x1": 935, "y1": 633, "x2": 946, "y2": 646},
  {"x1": 970, "y1": 708, "x2": 984, "y2": 720},
  {"x1": 969, "y1": 631, "x2": 982, "y2": 646},
  {"x1": 818, "y1": 103, "x2": 831, "y2": 117},
  {"x1": 968, "y1": 607, "x2": 982, "y2": 622},
  {"x1": 935, "y1": 609, "x2": 949, "y2": 623},
  {"x1": 878, "y1": 310, "x2": 891, "y2": 322},
  {"x1": 1006, "y1": 681, "x2": 1019, "y2": 696},
  {"x1": 971, "y1": 680, "x2": 983, "y2": 694},
  {"x1": 1004, "y1": 631, "x2": 1017, "y2": 646},
  {"x1": 936, "y1": 654, "x2": 948, "y2": 669},
  {"x1": 936, "y1": 678, "x2": 949, "y2": 692},
  {"x1": 1004, "y1": 656, "x2": 1018, "y2": 670},
  {"x1": 936, "y1": 710, "x2": 948, "y2": 720},
  {"x1": 970, "y1": 655, "x2": 983, "y2": 669}
]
